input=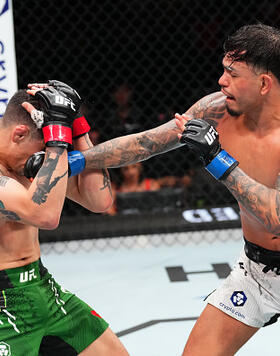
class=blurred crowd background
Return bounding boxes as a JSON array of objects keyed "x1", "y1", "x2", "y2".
[{"x1": 11, "y1": 0, "x2": 279, "y2": 245}]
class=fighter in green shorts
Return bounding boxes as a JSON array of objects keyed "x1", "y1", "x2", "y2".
[
  {"x1": 0, "y1": 259, "x2": 108, "y2": 355},
  {"x1": 1, "y1": 78, "x2": 182, "y2": 354},
  {"x1": 0, "y1": 81, "x2": 147, "y2": 355}
]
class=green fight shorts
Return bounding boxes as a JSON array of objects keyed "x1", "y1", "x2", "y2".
[{"x1": 0, "y1": 259, "x2": 109, "y2": 356}]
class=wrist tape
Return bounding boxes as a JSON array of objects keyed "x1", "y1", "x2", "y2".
[
  {"x1": 68, "y1": 150, "x2": 86, "y2": 177},
  {"x1": 73, "y1": 116, "x2": 91, "y2": 139},
  {"x1": 205, "y1": 150, "x2": 239, "y2": 180},
  {"x1": 42, "y1": 122, "x2": 72, "y2": 147}
]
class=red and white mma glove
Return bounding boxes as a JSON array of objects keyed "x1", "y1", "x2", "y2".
[
  {"x1": 35, "y1": 87, "x2": 77, "y2": 148},
  {"x1": 48, "y1": 80, "x2": 91, "y2": 139}
]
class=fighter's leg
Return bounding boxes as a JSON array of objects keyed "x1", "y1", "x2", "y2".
[
  {"x1": 78, "y1": 327, "x2": 129, "y2": 356},
  {"x1": 182, "y1": 304, "x2": 258, "y2": 356}
]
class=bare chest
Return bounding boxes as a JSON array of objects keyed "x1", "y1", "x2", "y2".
[{"x1": 218, "y1": 121, "x2": 280, "y2": 188}]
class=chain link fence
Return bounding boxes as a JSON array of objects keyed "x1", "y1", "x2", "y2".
[{"x1": 12, "y1": 0, "x2": 278, "y2": 251}]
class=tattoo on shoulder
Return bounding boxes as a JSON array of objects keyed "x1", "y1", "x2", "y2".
[
  {"x1": 32, "y1": 149, "x2": 67, "y2": 205},
  {"x1": 190, "y1": 93, "x2": 227, "y2": 127},
  {"x1": 0, "y1": 200, "x2": 20, "y2": 221}
]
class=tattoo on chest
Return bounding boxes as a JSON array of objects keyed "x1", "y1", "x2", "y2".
[{"x1": 32, "y1": 149, "x2": 67, "y2": 205}]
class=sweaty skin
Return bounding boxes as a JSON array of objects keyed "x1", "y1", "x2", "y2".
[
  {"x1": 0, "y1": 146, "x2": 67, "y2": 270},
  {"x1": 1, "y1": 84, "x2": 183, "y2": 273},
  {"x1": 179, "y1": 90, "x2": 280, "y2": 251},
  {"x1": 0, "y1": 115, "x2": 182, "y2": 270},
  {"x1": 82, "y1": 119, "x2": 182, "y2": 169}
]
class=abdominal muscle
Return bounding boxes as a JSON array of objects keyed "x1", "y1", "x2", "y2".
[{"x1": 0, "y1": 222, "x2": 41, "y2": 270}]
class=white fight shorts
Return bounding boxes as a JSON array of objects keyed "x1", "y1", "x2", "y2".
[{"x1": 206, "y1": 238, "x2": 280, "y2": 328}]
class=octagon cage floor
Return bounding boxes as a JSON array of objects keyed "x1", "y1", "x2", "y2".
[{"x1": 41, "y1": 229, "x2": 278, "y2": 356}]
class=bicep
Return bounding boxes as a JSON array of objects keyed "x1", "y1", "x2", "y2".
[{"x1": 0, "y1": 177, "x2": 33, "y2": 223}]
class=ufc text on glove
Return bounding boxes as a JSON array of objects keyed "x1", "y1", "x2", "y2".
[{"x1": 180, "y1": 118, "x2": 239, "y2": 180}]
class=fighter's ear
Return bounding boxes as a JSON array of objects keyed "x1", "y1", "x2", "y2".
[
  {"x1": 260, "y1": 73, "x2": 272, "y2": 95},
  {"x1": 11, "y1": 125, "x2": 30, "y2": 143}
]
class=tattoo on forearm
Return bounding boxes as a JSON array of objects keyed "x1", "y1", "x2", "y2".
[
  {"x1": 223, "y1": 168, "x2": 280, "y2": 235},
  {"x1": 0, "y1": 200, "x2": 20, "y2": 221},
  {"x1": 0, "y1": 176, "x2": 9, "y2": 187},
  {"x1": 83, "y1": 120, "x2": 181, "y2": 169},
  {"x1": 100, "y1": 169, "x2": 112, "y2": 196},
  {"x1": 32, "y1": 149, "x2": 67, "y2": 205}
]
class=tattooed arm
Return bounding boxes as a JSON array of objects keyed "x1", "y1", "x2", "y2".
[
  {"x1": 66, "y1": 133, "x2": 113, "y2": 212},
  {"x1": 82, "y1": 118, "x2": 183, "y2": 170},
  {"x1": 0, "y1": 147, "x2": 68, "y2": 228},
  {"x1": 222, "y1": 167, "x2": 280, "y2": 235},
  {"x1": 176, "y1": 91, "x2": 280, "y2": 235},
  {"x1": 80, "y1": 92, "x2": 226, "y2": 170},
  {"x1": 176, "y1": 91, "x2": 227, "y2": 129}
]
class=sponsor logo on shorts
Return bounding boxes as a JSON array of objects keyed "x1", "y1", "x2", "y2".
[
  {"x1": 0, "y1": 1, "x2": 8, "y2": 17},
  {"x1": 0, "y1": 341, "x2": 11, "y2": 356},
  {"x1": 19, "y1": 268, "x2": 37, "y2": 283},
  {"x1": 219, "y1": 302, "x2": 245, "y2": 319},
  {"x1": 230, "y1": 291, "x2": 247, "y2": 307}
]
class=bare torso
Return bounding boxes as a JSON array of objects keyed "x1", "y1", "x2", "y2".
[
  {"x1": 0, "y1": 171, "x2": 40, "y2": 270},
  {"x1": 204, "y1": 93, "x2": 280, "y2": 250}
]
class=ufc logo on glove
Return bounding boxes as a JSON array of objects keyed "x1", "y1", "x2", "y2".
[
  {"x1": 204, "y1": 126, "x2": 218, "y2": 145},
  {"x1": 55, "y1": 95, "x2": 76, "y2": 111},
  {"x1": 180, "y1": 118, "x2": 239, "y2": 180}
]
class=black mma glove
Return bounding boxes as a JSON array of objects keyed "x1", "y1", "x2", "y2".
[
  {"x1": 24, "y1": 150, "x2": 85, "y2": 179},
  {"x1": 48, "y1": 80, "x2": 91, "y2": 139},
  {"x1": 180, "y1": 118, "x2": 239, "y2": 180},
  {"x1": 35, "y1": 87, "x2": 77, "y2": 148}
]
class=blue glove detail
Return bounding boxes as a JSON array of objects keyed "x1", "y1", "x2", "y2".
[
  {"x1": 205, "y1": 150, "x2": 238, "y2": 180},
  {"x1": 68, "y1": 150, "x2": 86, "y2": 177}
]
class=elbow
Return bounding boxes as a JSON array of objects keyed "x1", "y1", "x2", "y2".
[
  {"x1": 88, "y1": 195, "x2": 114, "y2": 213},
  {"x1": 35, "y1": 211, "x2": 61, "y2": 230},
  {"x1": 41, "y1": 218, "x2": 60, "y2": 230},
  {"x1": 98, "y1": 197, "x2": 115, "y2": 213}
]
